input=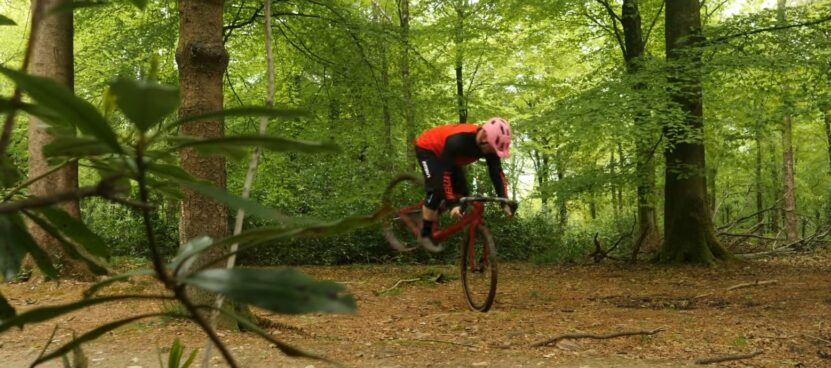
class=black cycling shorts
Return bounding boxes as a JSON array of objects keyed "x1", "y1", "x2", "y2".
[{"x1": 416, "y1": 147, "x2": 469, "y2": 210}]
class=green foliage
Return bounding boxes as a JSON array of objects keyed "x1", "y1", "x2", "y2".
[
  {"x1": 181, "y1": 268, "x2": 356, "y2": 314},
  {"x1": 108, "y1": 78, "x2": 179, "y2": 132},
  {"x1": 166, "y1": 338, "x2": 198, "y2": 368},
  {"x1": 0, "y1": 14, "x2": 15, "y2": 26}
]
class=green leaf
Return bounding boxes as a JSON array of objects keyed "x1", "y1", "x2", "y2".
[
  {"x1": 35, "y1": 207, "x2": 109, "y2": 258},
  {"x1": 127, "y1": 0, "x2": 148, "y2": 10},
  {"x1": 43, "y1": 136, "x2": 115, "y2": 157},
  {"x1": 108, "y1": 78, "x2": 179, "y2": 132},
  {"x1": 0, "y1": 157, "x2": 22, "y2": 187},
  {"x1": 8, "y1": 215, "x2": 60, "y2": 280},
  {"x1": 180, "y1": 268, "x2": 356, "y2": 314},
  {"x1": 145, "y1": 163, "x2": 197, "y2": 182},
  {"x1": 165, "y1": 136, "x2": 247, "y2": 159},
  {"x1": 181, "y1": 348, "x2": 198, "y2": 368},
  {"x1": 0, "y1": 292, "x2": 15, "y2": 323},
  {"x1": 0, "y1": 295, "x2": 146, "y2": 333},
  {"x1": 0, "y1": 215, "x2": 27, "y2": 281},
  {"x1": 168, "y1": 135, "x2": 340, "y2": 155},
  {"x1": 0, "y1": 66, "x2": 122, "y2": 153},
  {"x1": 168, "y1": 338, "x2": 183, "y2": 368},
  {"x1": 33, "y1": 313, "x2": 170, "y2": 366},
  {"x1": 168, "y1": 236, "x2": 212, "y2": 276},
  {"x1": 23, "y1": 211, "x2": 108, "y2": 275},
  {"x1": 0, "y1": 14, "x2": 15, "y2": 26},
  {"x1": 83, "y1": 269, "x2": 155, "y2": 298},
  {"x1": 168, "y1": 106, "x2": 309, "y2": 130},
  {"x1": 176, "y1": 179, "x2": 294, "y2": 223}
]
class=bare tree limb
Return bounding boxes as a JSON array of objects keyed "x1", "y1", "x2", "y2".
[
  {"x1": 531, "y1": 328, "x2": 664, "y2": 348},
  {"x1": 707, "y1": 13, "x2": 831, "y2": 45},
  {"x1": 694, "y1": 351, "x2": 762, "y2": 365},
  {"x1": 594, "y1": 0, "x2": 627, "y2": 56},
  {"x1": 726, "y1": 280, "x2": 778, "y2": 291},
  {"x1": 0, "y1": 179, "x2": 125, "y2": 214},
  {"x1": 643, "y1": 0, "x2": 665, "y2": 48},
  {"x1": 378, "y1": 278, "x2": 420, "y2": 294}
]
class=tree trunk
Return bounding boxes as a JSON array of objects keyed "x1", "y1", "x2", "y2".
[
  {"x1": 175, "y1": 0, "x2": 238, "y2": 329},
  {"x1": 610, "y1": 149, "x2": 619, "y2": 220},
  {"x1": 755, "y1": 129, "x2": 764, "y2": 233},
  {"x1": 454, "y1": 0, "x2": 467, "y2": 123},
  {"x1": 707, "y1": 165, "x2": 717, "y2": 217},
  {"x1": 26, "y1": 0, "x2": 92, "y2": 280},
  {"x1": 374, "y1": 5, "x2": 393, "y2": 172},
  {"x1": 616, "y1": 143, "x2": 624, "y2": 214},
  {"x1": 532, "y1": 150, "x2": 551, "y2": 212},
  {"x1": 769, "y1": 137, "x2": 780, "y2": 232},
  {"x1": 399, "y1": 0, "x2": 416, "y2": 167},
  {"x1": 621, "y1": 0, "x2": 659, "y2": 252},
  {"x1": 778, "y1": 0, "x2": 798, "y2": 242},
  {"x1": 658, "y1": 0, "x2": 730, "y2": 264},
  {"x1": 825, "y1": 108, "x2": 831, "y2": 174},
  {"x1": 555, "y1": 162, "x2": 568, "y2": 229}
]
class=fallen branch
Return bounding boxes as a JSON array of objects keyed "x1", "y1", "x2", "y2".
[
  {"x1": 694, "y1": 350, "x2": 762, "y2": 365},
  {"x1": 803, "y1": 334, "x2": 831, "y2": 345},
  {"x1": 530, "y1": 328, "x2": 664, "y2": 348},
  {"x1": 726, "y1": 279, "x2": 778, "y2": 291},
  {"x1": 400, "y1": 338, "x2": 476, "y2": 348},
  {"x1": 377, "y1": 278, "x2": 420, "y2": 294}
]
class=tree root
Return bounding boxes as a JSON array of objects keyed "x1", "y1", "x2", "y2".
[
  {"x1": 694, "y1": 350, "x2": 762, "y2": 365},
  {"x1": 530, "y1": 328, "x2": 664, "y2": 348}
]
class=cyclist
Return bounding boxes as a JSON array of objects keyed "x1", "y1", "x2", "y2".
[{"x1": 414, "y1": 117, "x2": 513, "y2": 250}]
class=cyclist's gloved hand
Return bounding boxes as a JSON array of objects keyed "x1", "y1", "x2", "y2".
[
  {"x1": 502, "y1": 202, "x2": 516, "y2": 218},
  {"x1": 450, "y1": 205, "x2": 464, "y2": 219}
]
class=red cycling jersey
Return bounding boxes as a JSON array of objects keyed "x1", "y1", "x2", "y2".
[{"x1": 414, "y1": 123, "x2": 508, "y2": 202}]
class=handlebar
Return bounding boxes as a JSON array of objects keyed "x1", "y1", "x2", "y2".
[{"x1": 459, "y1": 196, "x2": 519, "y2": 212}]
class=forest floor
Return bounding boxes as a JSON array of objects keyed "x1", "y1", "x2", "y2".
[{"x1": 1, "y1": 253, "x2": 830, "y2": 368}]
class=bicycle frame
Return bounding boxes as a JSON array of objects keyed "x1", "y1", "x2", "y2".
[{"x1": 396, "y1": 201, "x2": 488, "y2": 270}]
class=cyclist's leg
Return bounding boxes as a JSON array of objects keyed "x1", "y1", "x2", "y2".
[
  {"x1": 416, "y1": 148, "x2": 444, "y2": 239},
  {"x1": 450, "y1": 166, "x2": 470, "y2": 211}
]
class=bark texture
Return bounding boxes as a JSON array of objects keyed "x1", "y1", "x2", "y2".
[
  {"x1": 175, "y1": 0, "x2": 238, "y2": 329},
  {"x1": 26, "y1": 0, "x2": 91, "y2": 279},
  {"x1": 658, "y1": 0, "x2": 730, "y2": 264}
]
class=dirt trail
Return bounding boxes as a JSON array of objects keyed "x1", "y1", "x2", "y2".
[{"x1": 2, "y1": 255, "x2": 830, "y2": 367}]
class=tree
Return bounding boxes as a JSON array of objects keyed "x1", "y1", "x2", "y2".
[
  {"x1": 658, "y1": 0, "x2": 730, "y2": 264},
  {"x1": 453, "y1": 0, "x2": 469, "y2": 123},
  {"x1": 26, "y1": 0, "x2": 92, "y2": 279},
  {"x1": 175, "y1": 0, "x2": 236, "y2": 328},
  {"x1": 399, "y1": 0, "x2": 416, "y2": 166},
  {"x1": 778, "y1": 0, "x2": 799, "y2": 242}
]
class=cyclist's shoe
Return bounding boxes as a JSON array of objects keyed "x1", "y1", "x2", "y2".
[{"x1": 419, "y1": 236, "x2": 445, "y2": 253}]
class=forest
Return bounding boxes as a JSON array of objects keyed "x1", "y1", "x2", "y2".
[{"x1": 0, "y1": 0, "x2": 830, "y2": 367}]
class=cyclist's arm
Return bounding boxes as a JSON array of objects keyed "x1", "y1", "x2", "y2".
[
  {"x1": 485, "y1": 154, "x2": 508, "y2": 198},
  {"x1": 440, "y1": 134, "x2": 474, "y2": 205}
]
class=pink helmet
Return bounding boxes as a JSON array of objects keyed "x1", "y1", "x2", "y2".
[{"x1": 482, "y1": 117, "x2": 511, "y2": 158}]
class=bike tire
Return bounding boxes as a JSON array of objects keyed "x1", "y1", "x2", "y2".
[
  {"x1": 460, "y1": 224, "x2": 497, "y2": 312},
  {"x1": 383, "y1": 209, "x2": 422, "y2": 252}
]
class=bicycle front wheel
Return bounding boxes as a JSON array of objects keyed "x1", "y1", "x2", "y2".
[{"x1": 460, "y1": 224, "x2": 497, "y2": 312}]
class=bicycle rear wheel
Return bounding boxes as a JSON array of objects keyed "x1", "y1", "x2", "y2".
[
  {"x1": 383, "y1": 208, "x2": 422, "y2": 252},
  {"x1": 460, "y1": 224, "x2": 497, "y2": 312}
]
